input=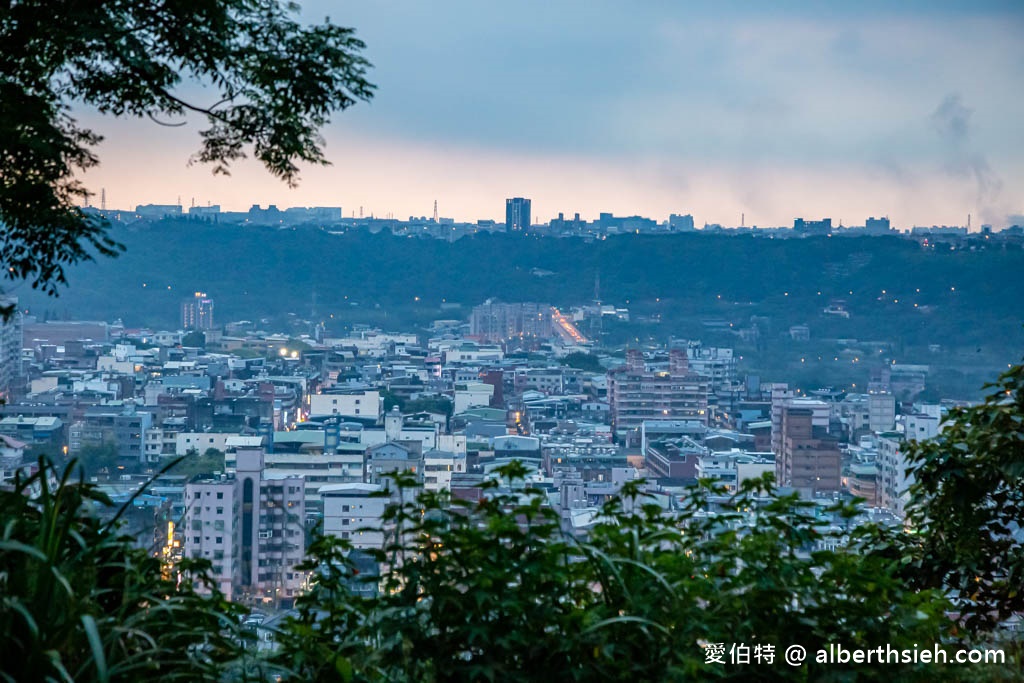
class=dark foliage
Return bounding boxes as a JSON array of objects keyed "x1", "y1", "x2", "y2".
[
  {"x1": 903, "y1": 363, "x2": 1024, "y2": 632},
  {"x1": 0, "y1": 459, "x2": 251, "y2": 681}
]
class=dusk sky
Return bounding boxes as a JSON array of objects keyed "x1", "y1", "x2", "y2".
[{"x1": 78, "y1": 1, "x2": 1024, "y2": 228}]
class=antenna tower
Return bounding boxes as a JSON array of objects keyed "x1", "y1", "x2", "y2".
[
  {"x1": 101, "y1": 188, "x2": 106, "y2": 211},
  {"x1": 433, "y1": 200, "x2": 438, "y2": 223}
]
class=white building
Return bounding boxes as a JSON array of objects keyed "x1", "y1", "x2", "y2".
[
  {"x1": 175, "y1": 431, "x2": 237, "y2": 455},
  {"x1": 877, "y1": 432, "x2": 912, "y2": 519},
  {"x1": 347, "y1": 406, "x2": 440, "y2": 452},
  {"x1": 685, "y1": 344, "x2": 737, "y2": 390},
  {"x1": 309, "y1": 389, "x2": 382, "y2": 421},
  {"x1": 696, "y1": 450, "x2": 775, "y2": 491},
  {"x1": 423, "y1": 449, "x2": 467, "y2": 491},
  {"x1": 235, "y1": 448, "x2": 364, "y2": 517},
  {"x1": 903, "y1": 413, "x2": 940, "y2": 441},
  {"x1": 868, "y1": 393, "x2": 896, "y2": 433},
  {"x1": 453, "y1": 382, "x2": 494, "y2": 414}
]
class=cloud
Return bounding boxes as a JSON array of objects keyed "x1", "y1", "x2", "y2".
[
  {"x1": 931, "y1": 93, "x2": 972, "y2": 141},
  {"x1": 930, "y1": 93, "x2": 1004, "y2": 221}
]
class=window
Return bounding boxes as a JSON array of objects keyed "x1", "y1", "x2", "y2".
[
  {"x1": 215, "y1": 536, "x2": 223, "y2": 544},
  {"x1": 342, "y1": 519, "x2": 349, "y2": 526},
  {"x1": 193, "y1": 536, "x2": 200, "y2": 543},
  {"x1": 216, "y1": 492, "x2": 223, "y2": 500},
  {"x1": 216, "y1": 507, "x2": 224, "y2": 515},
  {"x1": 341, "y1": 505, "x2": 350, "y2": 512}
]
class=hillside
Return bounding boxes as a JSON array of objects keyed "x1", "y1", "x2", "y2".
[{"x1": 17, "y1": 220, "x2": 1024, "y2": 395}]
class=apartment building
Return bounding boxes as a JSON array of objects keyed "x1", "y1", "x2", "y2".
[
  {"x1": 183, "y1": 446, "x2": 306, "y2": 604},
  {"x1": 607, "y1": 349, "x2": 709, "y2": 439},
  {"x1": 775, "y1": 405, "x2": 841, "y2": 496}
]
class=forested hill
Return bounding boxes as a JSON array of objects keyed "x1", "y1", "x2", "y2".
[{"x1": 19, "y1": 220, "x2": 1024, "y2": 352}]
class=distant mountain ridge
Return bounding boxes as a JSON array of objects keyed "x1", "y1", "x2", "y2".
[{"x1": 18, "y1": 220, "x2": 1024, "y2": 355}]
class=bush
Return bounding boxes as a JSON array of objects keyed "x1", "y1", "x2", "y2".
[
  {"x1": 0, "y1": 460, "x2": 250, "y2": 682},
  {"x1": 271, "y1": 464, "x2": 1019, "y2": 681}
]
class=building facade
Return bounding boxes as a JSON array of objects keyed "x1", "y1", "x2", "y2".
[
  {"x1": 309, "y1": 389, "x2": 382, "y2": 421},
  {"x1": 183, "y1": 446, "x2": 306, "y2": 603},
  {"x1": 775, "y1": 405, "x2": 841, "y2": 496},
  {"x1": 181, "y1": 292, "x2": 215, "y2": 330},
  {"x1": 0, "y1": 297, "x2": 23, "y2": 401},
  {"x1": 607, "y1": 349, "x2": 709, "y2": 439},
  {"x1": 469, "y1": 301, "x2": 552, "y2": 342},
  {"x1": 505, "y1": 197, "x2": 531, "y2": 231}
]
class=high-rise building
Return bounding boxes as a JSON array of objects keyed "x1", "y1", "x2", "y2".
[
  {"x1": 505, "y1": 197, "x2": 531, "y2": 231},
  {"x1": 469, "y1": 300, "x2": 553, "y2": 342},
  {"x1": 0, "y1": 296, "x2": 23, "y2": 401},
  {"x1": 181, "y1": 292, "x2": 215, "y2": 330},
  {"x1": 183, "y1": 445, "x2": 306, "y2": 603}
]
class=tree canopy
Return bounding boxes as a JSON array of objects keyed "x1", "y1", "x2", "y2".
[
  {"x1": 560, "y1": 351, "x2": 606, "y2": 374},
  {"x1": 0, "y1": 0, "x2": 374, "y2": 315},
  {"x1": 902, "y1": 363, "x2": 1024, "y2": 631}
]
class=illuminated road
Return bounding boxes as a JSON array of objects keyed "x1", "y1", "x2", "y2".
[{"x1": 551, "y1": 307, "x2": 588, "y2": 344}]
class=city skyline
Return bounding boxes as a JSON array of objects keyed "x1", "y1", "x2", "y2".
[
  {"x1": 103, "y1": 197, "x2": 1001, "y2": 232},
  {"x1": 75, "y1": 1, "x2": 1024, "y2": 228}
]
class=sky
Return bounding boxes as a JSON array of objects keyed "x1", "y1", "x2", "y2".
[{"x1": 78, "y1": 1, "x2": 1024, "y2": 228}]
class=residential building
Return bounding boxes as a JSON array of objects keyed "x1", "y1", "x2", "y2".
[
  {"x1": 683, "y1": 343, "x2": 737, "y2": 391},
  {"x1": 469, "y1": 301, "x2": 552, "y2": 342},
  {"x1": 309, "y1": 389, "x2": 381, "y2": 421},
  {"x1": 364, "y1": 441, "x2": 422, "y2": 487},
  {"x1": 877, "y1": 432, "x2": 911, "y2": 518},
  {"x1": 868, "y1": 393, "x2": 896, "y2": 433},
  {"x1": 70, "y1": 402, "x2": 154, "y2": 466},
  {"x1": 0, "y1": 297, "x2": 23, "y2": 401},
  {"x1": 320, "y1": 482, "x2": 390, "y2": 551},
  {"x1": 847, "y1": 463, "x2": 879, "y2": 506},
  {"x1": 645, "y1": 437, "x2": 704, "y2": 481},
  {"x1": 775, "y1": 405, "x2": 841, "y2": 496},
  {"x1": 182, "y1": 446, "x2": 306, "y2": 603},
  {"x1": 422, "y1": 449, "x2": 467, "y2": 491},
  {"x1": 607, "y1": 349, "x2": 709, "y2": 439},
  {"x1": 0, "y1": 415, "x2": 63, "y2": 450}
]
